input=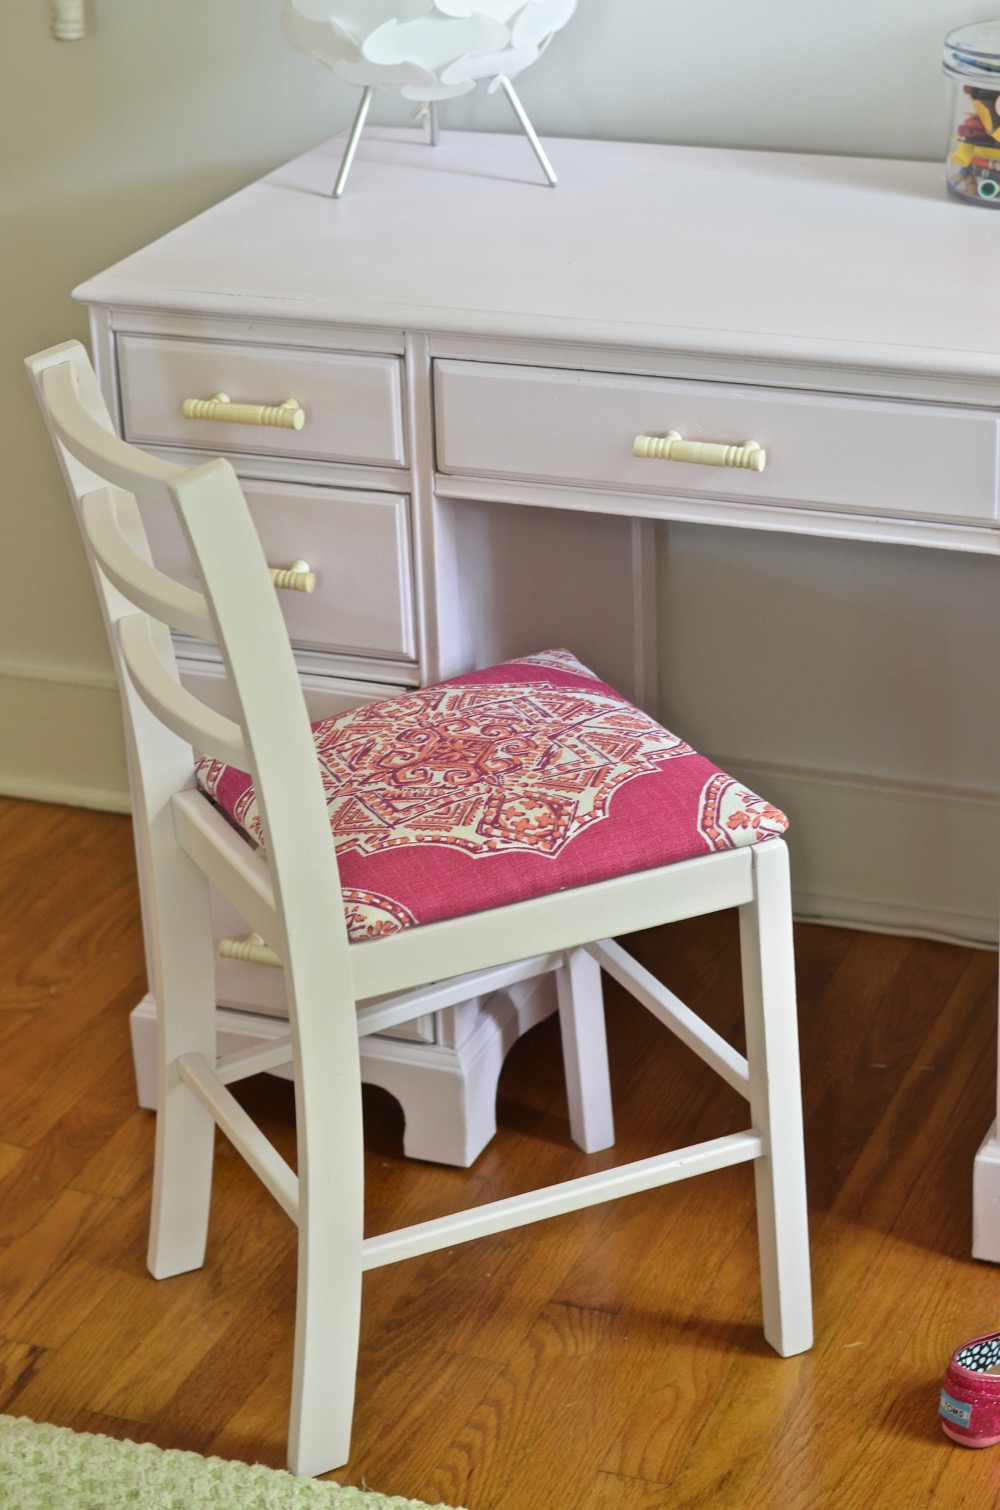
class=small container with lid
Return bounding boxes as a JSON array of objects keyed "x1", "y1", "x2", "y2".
[{"x1": 943, "y1": 21, "x2": 1000, "y2": 205}]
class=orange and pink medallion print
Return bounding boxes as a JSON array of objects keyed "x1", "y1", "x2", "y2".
[{"x1": 196, "y1": 650, "x2": 788, "y2": 940}]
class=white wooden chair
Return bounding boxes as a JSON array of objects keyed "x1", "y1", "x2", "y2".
[{"x1": 27, "y1": 339, "x2": 812, "y2": 1478}]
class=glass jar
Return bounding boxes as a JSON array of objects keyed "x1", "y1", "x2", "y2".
[{"x1": 943, "y1": 22, "x2": 1000, "y2": 205}]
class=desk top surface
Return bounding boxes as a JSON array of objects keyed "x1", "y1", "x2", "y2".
[{"x1": 76, "y1": 129, "x2": 1000, "y2": 380}]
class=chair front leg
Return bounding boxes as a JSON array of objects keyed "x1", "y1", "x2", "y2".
[
  {"x1": 288, "y1": 1176, "x2": 364, "y2": 1477},
  {"x1": 739, "y1": 838, "x2": 813, "y2": 1358},
  {"x1": 285, "y1": 970, "x2": 367, "y2": 1478},
  {"x1": 555, "y1": 946, "x2": 615, "y2": 1153}
]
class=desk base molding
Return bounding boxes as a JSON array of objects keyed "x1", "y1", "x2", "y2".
[{"x1": 128, "y1": 971, "x2": 558, "y2": 1168}]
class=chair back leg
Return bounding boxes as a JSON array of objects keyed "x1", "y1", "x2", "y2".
[
  {"x1": 555, "y1": 947, "x2": 615, "y2": 1154},
  {"x1": 146, "y1": 810, "x2": 220, "y2": 1280},
  {"x1": 739, "y1": 839, "x2": 813, "y2": 1357}
]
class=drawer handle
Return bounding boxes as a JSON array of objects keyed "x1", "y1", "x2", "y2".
[
  {"x1": 181, "y1": 392, "x2": 306, "y2": 431},
  {"x1": 633, "y1": 431, "x2": 766, "y2": 472},
  {"x1": 218, "y1": 931, "x2": 281, "y2": 968},
  {"x1": 268, "y1": 559, "x2": 317, "y2": 594}
]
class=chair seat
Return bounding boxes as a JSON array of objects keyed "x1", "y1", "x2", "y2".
[{"x1": 195, "y1": 649, "x2": 788, "y2": 941}]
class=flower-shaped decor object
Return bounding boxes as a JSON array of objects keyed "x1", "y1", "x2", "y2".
[
  {"x1": 281, "y1": 0, "x2": 576, "y2": 101},
  {"x1": 281, "y1": 0, "x2": 577, "y2": 193}
]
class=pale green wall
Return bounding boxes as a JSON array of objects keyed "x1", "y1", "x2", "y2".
[
  {"x1": 4, "y1": 0, "x2": 999, "y2": 937},
  {"x1": 2, "y1": 0, "x2": 334, "y2": 801}
]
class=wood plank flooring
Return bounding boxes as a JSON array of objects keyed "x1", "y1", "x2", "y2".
[{"x1": 1, "y1": 794, "x2": 999, "y2": 1507}]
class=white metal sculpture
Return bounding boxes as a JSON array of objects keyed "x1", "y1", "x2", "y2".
[{"x1": 280, "y1": 0, "x2": 577, "y2": 194}]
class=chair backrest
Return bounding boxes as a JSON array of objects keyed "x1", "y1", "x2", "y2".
[{"x1": 25, "y1": 341, "x2": 352, "y2": 978}]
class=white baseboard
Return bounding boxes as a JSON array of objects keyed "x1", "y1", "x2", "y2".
[
  {"x1": 0, "y1": 658, "x2": 129, "y2": 812},
  {"x1": 1, "y1": 656, "x2": 996, "y2": 947},
  {"x1": 730, "y1": 757, "x2": 1000, "y2": 949},
  {"x1": 0, "y1": 774, "x2": 129, "y2": 813}
]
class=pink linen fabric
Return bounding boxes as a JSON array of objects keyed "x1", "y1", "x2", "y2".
[{"x1": 195, "y1": 650, "x2": 788, "y2": 941}]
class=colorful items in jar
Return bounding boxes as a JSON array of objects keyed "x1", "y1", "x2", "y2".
[{"x1": 948, "y1": 84, "x2": 1000, "y2": 201}]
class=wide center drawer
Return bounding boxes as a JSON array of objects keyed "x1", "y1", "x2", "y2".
[
  {"x1": 118, "y1": 334, "x2": 407, "y2": 467},
  {"x1": 140, "y1": 479, "x2": 416, "y2": 661},
  {"x1": 434, "y1": 361, "x2": 1000, "y2": 524}
]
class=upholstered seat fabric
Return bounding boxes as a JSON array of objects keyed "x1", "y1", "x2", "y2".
[{"x1": 195, "y1": 650, "x2": 788, "y2": 941}]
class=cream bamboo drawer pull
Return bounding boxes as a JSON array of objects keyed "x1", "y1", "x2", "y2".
[
  {"x1": 268, "y1": 560, "x2": 317, "y2": 593},
  {"x1": 181, "y1": 393, "x2": 306, "y2": 430},
  {"x1": 633, "y1": 431, "x2": 766, "y2": 472},
  {"x1": 218, "y1": 931, "x2": 282, "y2": 967}
]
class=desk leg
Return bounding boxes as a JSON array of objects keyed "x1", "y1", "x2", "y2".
[
  {"x1": 973, "y1": 962, "x2": 1000, "y2": 1260},
  {"x1": 974, "y1": 1122, "x2": 1000, "y2": 1262}
]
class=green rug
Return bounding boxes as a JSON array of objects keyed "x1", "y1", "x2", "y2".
[{"x1": 0, "y1": 1415, "x2": 465, "y2": 1510}]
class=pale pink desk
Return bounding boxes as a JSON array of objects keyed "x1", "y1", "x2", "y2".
[{"x1": 77, "y1": 131, "x2": 1000, "y2": 1233}]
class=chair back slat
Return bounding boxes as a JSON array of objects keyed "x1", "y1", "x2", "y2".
[
  {"x1": 82, "y1": 487, "x2": 214, "y2": 641},
  {"x1": 25, "y1": 339, "x2": 354, "y2": 983},
  {"x1": 25, "y1": 342, "x2": 247, "y2": 788},
  {"x1": 118, "y1": 613, "x2": 248, "y2": 768},
  {"x1": 40, "y1": 348, "x2": 181, "y2": 504},
  {"x1": 165, "y1": 458, "x2": 353, "y2": 965}
]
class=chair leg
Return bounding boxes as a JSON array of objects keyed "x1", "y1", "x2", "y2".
[
  {"x1": 287, "y1": 1184, "x2": 364, "y2": 1477},
  {"x1": 285, "y1": 973, "x2": 367, "y2": 1477},
  {"x1": 739, "y1": 839, "x2": 813, "y2": 1358},
  {"x1": 146, "y1": 846, "x2": 219, "y2": 1281},
  {"x1": 555, "y1": 947, "x2": 615, "y2": 1153}
]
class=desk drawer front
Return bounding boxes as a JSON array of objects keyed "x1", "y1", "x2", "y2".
[
  {"x1": 435, "y1": 361, "x2": 1000, "y2": 524},
  {"x1": 119, "y1": 335, "x2": 407, "y2": 467},
  {"x1": 142, "y1": 480, "x2": 416, "y2": 661}
]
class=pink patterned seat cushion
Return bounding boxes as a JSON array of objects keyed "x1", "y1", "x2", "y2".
[{"x1": 195, "y1": 650, "x2": 788, "y2": 941}]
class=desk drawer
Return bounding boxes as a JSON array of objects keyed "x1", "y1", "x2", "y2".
[
  {"x1": 119, "y1": 334, "x2": 407, "y2": 467},
  {"x1": 435, "y1": 361, "x2": 1000, "y2": 524},
  {"x1": 141, "y1": 479, "x2": 415, "y2": 661}
]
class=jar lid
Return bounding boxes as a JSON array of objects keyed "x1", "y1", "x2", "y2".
[{"x1": 944, "y1": 21, "x2": 1000, "y2": 83}]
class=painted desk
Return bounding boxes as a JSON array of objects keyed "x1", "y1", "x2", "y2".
[{"x1": 76, "y1": 130, "x2": 1000, "y2": 1230}]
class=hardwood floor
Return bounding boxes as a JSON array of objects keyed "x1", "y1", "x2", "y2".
[{"x1": 1, "y1": 793, "x2": 999, "y2": 1507}]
